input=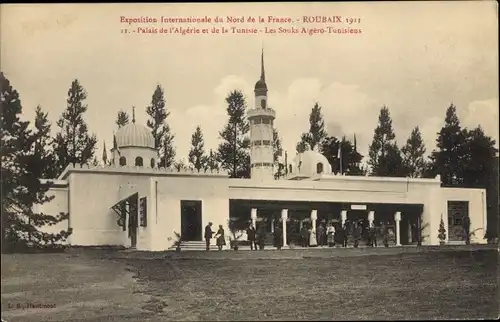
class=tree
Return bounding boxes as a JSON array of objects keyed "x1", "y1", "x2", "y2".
[
  {"x1": 401, "y1": 126, "x2": 427, "y2": 178},
  {"x1": 461, "y1": 126, "x2": 498, "y2": 240},
  {"x1": 1, "y1": 73, "x2": 71, "y2": 252},
  {"x1": 53, "y1": 79, "x2": 97, "y2": 176},
  {"x1": 368, "y1": 106, "x2": 404, "y2": 176},
  {"x1": 296, "y1": 102, "x2": 327, "y2": 153},
  {"x1": 188, "y1": 126, "x2": 208, "y2": 172},
  {"x1": 32, "y1": 106, "x2": 57, "y2": 179},
  {"x1": 273, "y1": 128, "x2": 285, "y2": 179},
  {"x1": 146, "y1": 85, "x2": 175, "y2": 168},
  {"x1": 205, "y1": 149, "x2": 220, "y2": 172},
  {"x1": 429, "y1": 104, "x2": 468, "y2": 186},
  {"x1": 217, "y1": 90, "x2": 251, "y2": 178},
  {"x1": 320, "y1": 136, "x2": 364, "y2": 175},
  {"x1": 438, "y1": 215, "x2": 447, "y2": 244},
  {"x1": 116, "y1": 109, "x2": 130, "y2": 128}
]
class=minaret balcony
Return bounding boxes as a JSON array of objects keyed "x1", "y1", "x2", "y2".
[{"x1": 247, "y1": 108, "x2": 276, "y2": 119}]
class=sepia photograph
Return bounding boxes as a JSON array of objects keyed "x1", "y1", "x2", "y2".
[{"x1": 1, "y1": 2, "x2": 498, "y2": 321}]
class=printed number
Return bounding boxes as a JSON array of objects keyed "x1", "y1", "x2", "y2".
[{"x1": 121, "y1": 29, "x2": 129, "y2": 34}]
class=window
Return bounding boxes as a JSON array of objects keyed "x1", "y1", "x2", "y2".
[
  {"x1": 135, "y1": 157, "x2": 143, "y2": 167},
  {"x1": 263, "y1": 140, "x2": 271, "y2": 146},
  {"x1": 262, "y1": 118, "x2": 270, "y2": 124},
  {"x1": 150, "y1": 158, "x2": 155, "y2": 168},
  {"x1": 254, "y1": 140, "x2": 262, "y2": 146},
  {"x1": 261, "y1": 99, "x2": 267, "y2": 108},
  {"x1": 316, "y1": 162, "x2": 324, "y2": 174},
  {"x1": 254, "y1": 118, "x2": 262, "y2": 124},
  {"x1": 119, "y1": 157, "x2": 127, "y2": 166},
  {"x1": 289, "y1": 165, "x2": 293, "y2": 173}
]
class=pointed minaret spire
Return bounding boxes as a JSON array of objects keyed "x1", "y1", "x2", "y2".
[
  {"x1": 260, "y1": 46, "x2": 266, "y2": 81},
  {"x1": 102, "y1": 141, "x2": 108, "y2": 165},
  {"x1": 354, "y1": 133, "x2": 357, "y2": 152},
  {"x1": 132, "y1": 106, "x2": 136, "y2": 123}
]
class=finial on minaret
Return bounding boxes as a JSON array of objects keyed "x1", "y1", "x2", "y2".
[
  {"x1": 261, "y1": 46, "x2": 265, "y2": 81},
  {"x1": 132, "y1": 106, "x2": 136, "y2": 123}
]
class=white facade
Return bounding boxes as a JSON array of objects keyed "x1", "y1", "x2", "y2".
[
  {"x1": 33, "y1": 52, "x2": 488, "y2": 251},
  {"x1": 35, "y1": 162, "x2": 487, "y2": 251}
]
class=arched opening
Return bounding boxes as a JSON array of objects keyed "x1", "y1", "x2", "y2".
[
  {"x1": 289, "y1": 164, "x2": 293, "y2": 174},
  {"x1": 316, "y1": 162, "x2": 324, "y2": 174},
  {"x1": 119, "y1": 156, "x2": 127, "y2": 166},
  {"x1": 150, "y1": 158, "x2": 155, "y2": 168},
  {"x1": 135, "y1": 156, "x2": 143, "y2": 167}
]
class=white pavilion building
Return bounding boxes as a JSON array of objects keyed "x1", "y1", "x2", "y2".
[{"x1": 36, "y1": 51, "x2": 488, "y2": 251}]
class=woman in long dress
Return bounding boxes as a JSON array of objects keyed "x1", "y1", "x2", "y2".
[
  {"x1": 309, "y1": 225, "x2": 318, "y2": 247},
  {"x1": 215, "y1": 225, "x2": 226, "y2": 251},
  {"x1": 327, "y1": 222, "x2": 336, "y2": 247}
]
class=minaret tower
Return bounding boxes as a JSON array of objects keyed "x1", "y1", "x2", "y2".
[{"x1": 247, "y1": 48, "x2": 276, "y2": 180}]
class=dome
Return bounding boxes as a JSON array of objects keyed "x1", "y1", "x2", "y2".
[
  {"x1": 290, "y1": 150, "x2": 332, "y2": 176},
  {"x1": 115, "y1": 123, "x2": 155, "y2": 149},
  {"x1": 254, "y1": 79, "x2": 267, "y2": 91}
]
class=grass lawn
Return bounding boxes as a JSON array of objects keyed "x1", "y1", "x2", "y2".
[{"x1": 2, "y1": 247, "x2": 498, "y2": 321}]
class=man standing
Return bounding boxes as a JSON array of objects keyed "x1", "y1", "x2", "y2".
[
  {"x1": 369, "y1": 220, "x2": 377, "y2": 247},
  {"x1": 381, "y1": 222, "x2": 389, "y2": 247},
  {"x1": 300, "y1": 224, "x2": 309, "y2": 247},
  {"x1": 204, "y1": 222, "x2": 214, "y2": 251},
  {"x1": 462, "y1": 215, "x2": 471, "y2": 245},
  {"x1": 317, "y1": 223, "x2": 326, "y2": 247},
  {"x1": 247, "y1": 223, "x2": 257, "y2": 250}
]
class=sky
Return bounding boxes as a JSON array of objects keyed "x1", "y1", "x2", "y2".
[{"x1": 2, "y1": 2, "x2": 498, "y2": 166}]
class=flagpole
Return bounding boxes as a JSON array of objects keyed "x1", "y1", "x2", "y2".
[
  {"x1": 337, "y1": 138, "x2": 343, "y2": 175},
  {"x1": 340, "y1": 147, "x2": 343, "y2": 175},
  {"x1": 285, "y1": 151, "x2": 288, "y2": 175}
]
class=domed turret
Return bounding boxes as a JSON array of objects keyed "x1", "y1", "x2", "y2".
[
  {"x1": 254, "y1": 48, "x2": 268, "y2": 96},
  {"x1": 115, "y1": 123, "x2": 155, "y2": 149},
  {"x1": 249, "y1": 48, "x2": 274, "y2": 181},
  {"x1": 289, "y1": 150, "x2": 332, "y2": 177},
  {"x1": 112, "y1": 107, "x2": 158, "y2": 168}
]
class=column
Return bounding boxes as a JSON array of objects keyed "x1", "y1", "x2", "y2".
[
  {"x1": 368, "y1": 211, "x2": 375, "y2": 227},
  {"x1": 394, "y1": 211, "x2": 401, "y2": 246},
  {"x1": 341, "y1": 210, "x2": 347, "y2": 226},
  {"x1": 408, "y1": 221, "x2": 412, "y2": 244},
  {"x1": 281, "y1": 209, "x2": 288, "y2": 248},
  {"x1": 251, "y1": 208, "x2": 257, "y2": 228},
  {"x1": 271, "y1": 218, "x2": 275, "y2": 233},
  {"x1": 311, "y1": 210, "x2": 318, "y2": 233}
]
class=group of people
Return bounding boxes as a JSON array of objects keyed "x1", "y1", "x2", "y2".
[
  {"x1": 246, "y1": 222, "x2": 284, "y2": 250},
  {"x1": 297, "y1": 220, "x2": 394, "y2": 248},
  {"x1": 204, "y1": 219, "x2": 396, "y2": 251},
  {"x1": 204, "y1": 222, "x2": 227, "y2": 251}
]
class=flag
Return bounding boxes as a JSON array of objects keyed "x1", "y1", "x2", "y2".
[
  {"x1": 338, "y1": 137, "x2": 343, "y2": 174},
  {"x1": 102, "y1": 141, "x2": 108, "y2": 164},
  {"x1": 113, "y1": 134, "x2": 120, "y2": 156},
  {"x1": 284, "y1": 151, "x2": 288, "y2": 174}
]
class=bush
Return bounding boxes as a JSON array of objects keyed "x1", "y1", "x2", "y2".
[{"x1": 438, "y1": 215, "x2": 446, "y2": 242}]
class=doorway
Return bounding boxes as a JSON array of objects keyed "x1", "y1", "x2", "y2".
[
  {"x1": 181, "y1": 200, "x2": 203, "y2": 241},
  {"x1": 128, "y1": 194, "x2": 139, "y2": 248}
]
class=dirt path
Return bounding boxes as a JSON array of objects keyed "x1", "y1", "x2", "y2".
[{"x1": 1, "y1": 251, "x2": 154, "y2": 322}]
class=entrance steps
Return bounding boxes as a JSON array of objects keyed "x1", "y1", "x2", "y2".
[{"x1": 168, "y1": 241, "x2": 207, "y2": 251}]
